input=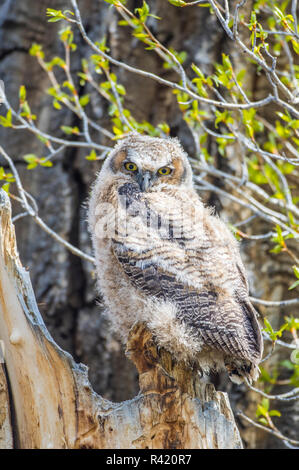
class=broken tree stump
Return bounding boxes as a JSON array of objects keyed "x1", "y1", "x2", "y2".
[{"x1": 0, "y1": 189, "x2": 242, "y2": 449}]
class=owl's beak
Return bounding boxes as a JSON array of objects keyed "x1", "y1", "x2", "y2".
[{"x1": 138, "y1": 171, "x2": 152, "y2": 192}]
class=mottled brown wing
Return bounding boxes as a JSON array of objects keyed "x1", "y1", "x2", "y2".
[{"x1": 112, "y1": 241, "x2": 261, "y2": 362}]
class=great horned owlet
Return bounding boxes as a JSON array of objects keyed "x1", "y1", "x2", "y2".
[{"x1": 88, "y1": 134, "x2": 263, "y2": 384}]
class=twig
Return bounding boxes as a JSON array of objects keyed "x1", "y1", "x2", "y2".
[
  {"x1": 71, "y1": 0, "x2": 275, "y2": 111},
  {"x1": 237, "y1": 410, "x2": 299, "y2": 447},
  {"x1": 251, "y1": 297, "x2": 299, "y2": 307},
  {"x1": 34, "y1": 214, "x2": 95, "y2": 264},
  {"x1": 0, "y1": 145, "x2": 96, "y2": 265}
]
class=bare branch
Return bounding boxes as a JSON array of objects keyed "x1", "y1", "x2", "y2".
[
  {"x1": 251, "y1": 297, "x2": 299, "y2": 307},
  {"x1": 0, "y1": 145, "x2": 95, "y2": 265},
  {"x1": 237, "y1": 410, "x2": 299, "y2": 447},
  {"x1": 71, "y1": 0, "x2": 275, "y2": 111},
  {"x1": 244, "y1": 378, "x2": 299, "y2": 402}
]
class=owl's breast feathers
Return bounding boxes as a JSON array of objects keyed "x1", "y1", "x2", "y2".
[{"x1": 110, "y1": 182, "x2": 263, "y2": 382}]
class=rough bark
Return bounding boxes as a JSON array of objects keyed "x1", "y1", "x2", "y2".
[
  {"x1": 0, "y1": 189, "x2": 242, "y2": 449},
  {"x1": 0, "y1": 364, "x2": 13, "y2": 449}
]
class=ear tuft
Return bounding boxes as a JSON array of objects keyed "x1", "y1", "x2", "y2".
[{"x1": 110, "y1": 149, "x2": 127, "y2": 173}]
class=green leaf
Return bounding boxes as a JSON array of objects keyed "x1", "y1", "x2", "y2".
[
  {"x1": 268, "y1": 410, "x2": 281, "y2": 417},
  {"x1": 135, "y1": 1, "x2": 150, "y2": 22},
  {"x1": 5, "y1": 109, "x2": 11, "y2": 125},
  {"x1": 23, "y1": 154, "x2": 53, "y2": 169},
  {"x1": 85, "y1": 149, "x2": 97, "y2": 161},
  {"x1": 19, "y1": 85, "x2": 26, "y2": 103},
  {"x1": 1, "y1": 183, "x2": 10, "y2": 193},
  {"x1": 0, "y1": 109, "x2": 12, "y2": 128},
  {"x1": 261, "y1": 398, "x2": 269, "y2": 411},
  {"x1": 168, "y1": 0, "x2": 187, "y2": 6},
  {"x1": 39, "y1": 158, "x2": 53, "y2": 167},
  {"x1": 133, "y1": 32, "x2": 149, "y2": 39},
  {"x1": 263, "y1": 318, "x2": 276, "y2": 340},
  {"x1": 222, "y1": 53, "x2": 232, "y2": 70},
  {"x1": 256, "y1": 403, "x2": 268, "y2": 418},
  {"x1": 62, "y1": 81, "x2": 75, "y2": 93},
  {"x1": 20, "y1": 101, "x2": 36, "y2": 120},
  {"x1": 258, "y1": 417, "x2": 268, "y2": 426},
  {"x1": 191, "y1": 64, "x2": 205, "y2": 79},
  {"x1": 259, "y1": 367, "x2": 275, "y2": 384},
  {"x1": 36, "y1": 134, "x2": 50, "y2": 145},
  {"x1": 23, "y1": 154, "x2": 37, "y2": 164},
  {"x1": 281, "y1": 359, "x2": 295, "y2": 370},
  {"x1": 29, "y1": 43, "x2": 44, "y2": 58},
  {"x1": 276, "y1": 225, "x2": 284, "y2": 244},
  {"x1": 47, "y1": 57, "x2": 66, "y2": 69},
  {"x1": 157, "y1": 122, "x2": 170, "y2": 135},
  {"x1": 116, "y1": 84, "x2": 126, "y2": 96},
  {"x1": 59, "y1": 26, "x2": 74, "y2": 44},
  {"x1": 0, "y1": 167, "x2": 15, "y2": 183},
  {"x1": 79, "y1": 94, "x2": 90, "y2": 107},
  {"x1": 291, "y1": 39, "x2": 299, "y2": 55},
  {"x1": 285, "y1": 316, "x2": 299, "y2": 331},
  {"x1": 215, "y1": 110, "x2": 233, "y2": 128},
  {"x1": 53, "y1": 100, "x2": 62, "y2": 110},
  {"x1": 289, "y1": 280, "x2": 299, "y2": 290},
  {"x1": 293, "y1": 265, "x2": 299, "y2": 279},
  {"x1": 46, "y1": 8, "x2": 67, "y2": 22},
  {"x1": 61, "y1": 125, "x2": 79, "y2": 135},
  {"x1": 269, "y1": 244, "x2": 282, "y2": 254}
]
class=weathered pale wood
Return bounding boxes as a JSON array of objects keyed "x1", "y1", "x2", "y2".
[
  {"x1": 0, "y1": 363, "x2": 13, "y2": 449},
  {"x1": 0, "y1": 189, "x2": 242, "y2": 449}
]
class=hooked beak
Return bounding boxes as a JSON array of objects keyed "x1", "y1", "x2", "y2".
[{"x1": 137, "y1": 171, "x2": 152, "y2": 192}]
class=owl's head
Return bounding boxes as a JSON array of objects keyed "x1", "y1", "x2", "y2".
[{"x1": 102, "y1": 134, "x2": 193, "y2": 192}]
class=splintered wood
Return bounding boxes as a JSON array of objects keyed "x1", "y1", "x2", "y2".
[{"x1": 0, "y1": 189, "x2": 242, "y2": 449}]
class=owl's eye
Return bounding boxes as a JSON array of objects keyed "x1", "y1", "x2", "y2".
[
  {"x1": 157, "y1": 167, "x2": 172, "y2": 176},
  {"x1": 124, "y1": 162, "x2": 138, "y2": 172}
]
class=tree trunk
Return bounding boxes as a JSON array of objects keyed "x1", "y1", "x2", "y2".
[
  {"x1": 0, "y1": 364, "x2": 13, "y2": 448},
  {"x1": 0, "y1": 189, "x2": 242, "y2": 449}
]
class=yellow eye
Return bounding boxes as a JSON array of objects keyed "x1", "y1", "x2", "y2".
[
  {"x1": 158, "y1": 167, "x2": 172, "y2": 176},
  {"x1": 124, "y1": 162, "x2": 138, "y2": 172}
]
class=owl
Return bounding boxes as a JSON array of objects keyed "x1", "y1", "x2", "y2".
[{"x1": 88, "y1": 134, "x2": 263, "y2": 384}]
